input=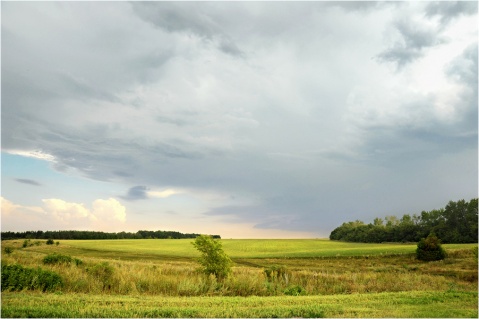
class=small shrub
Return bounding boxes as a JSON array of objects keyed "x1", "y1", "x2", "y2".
[
  {"x1": 1, "y1": 264, "x2": 63, "y2": 292},
  {"x1": 43, "y1": 253, "x2": 83, "y2": 266},
  {"x1": 284, "y1": 285, "x2": 306, "y2": 296},
  {"x1": 22, "y1": 239, "x2": 30, "y2": 248},
  {"x1": 55, "y1": 241, "x2": 60, "y2": 246},
  {"x1": 4, "y1": 247, "x2": 13, "y2": 255},
  {"x1": 46, "y1": 238, "x2": 54, "y2": 245},
  {"x1": 416, "y1": 233, "x2": 447, "y2": 261}
]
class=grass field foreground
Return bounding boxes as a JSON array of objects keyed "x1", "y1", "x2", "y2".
[{"x1": 2, "y1": 290, "x2": 477, "y2": 318}]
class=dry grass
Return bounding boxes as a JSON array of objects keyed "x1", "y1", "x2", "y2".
[{"x1": 2, "y1": 239, "x2": 477, "y2": 297}]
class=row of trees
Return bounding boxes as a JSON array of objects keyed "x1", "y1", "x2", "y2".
[
  {"x1": 330, "y1": 198, "x2": 478, "y2": 243},
  {"x1": 1, "y1": 230, "x2": 221, "y2": 240}
]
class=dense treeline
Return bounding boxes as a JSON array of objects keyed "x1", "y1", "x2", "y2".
[
  {"x1": 0, "y1": 230, "x2": 221, "y2": 240},
  {"x1": 330, "y1": 198, "x2": 478, "y2": 243}
]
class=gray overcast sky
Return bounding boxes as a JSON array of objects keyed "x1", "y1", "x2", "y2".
[{"x1": 1, "y1": 1, "x2": 477, "y2": 238}]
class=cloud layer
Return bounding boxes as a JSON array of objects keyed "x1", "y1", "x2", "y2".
[{"x1": 2, "y1": 2, "x2": 477, "y2": 236}]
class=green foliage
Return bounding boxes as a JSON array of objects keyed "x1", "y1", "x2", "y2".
[
  {"x1": 46, "y1": 238, "x2": 54, "y2": 245},
  {"x1": 192, "y1": 235, "x2": 232, "y2": 281},
  {"x1": 22, "y1": 239, "x2": 30, "y2": 248},
  {"x1": 4, "y1": 247, "x2": 14, "y2": 254},
  {"x1": 284, "y1": 285, "x2": 306, "y2": 296},
  {"x1": 416, "y1": 233, "x2": 447, "y2": 261},
  {"x1": 1, "y1": 229, "x2": 220, "y2": 240},
  {"x1": 330, "y1": 198, "x2": 478, "y2": 243},
  {"x1": 42, "y1": 253, "x2": 83, "y2": 266},
  {"x1": 1, "y1": 264, "x2": 63, "y2": 292}
]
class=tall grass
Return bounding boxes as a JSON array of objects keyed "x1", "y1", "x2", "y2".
[{"x1": 1, "y1": 239, "x2": 477, "y2": 297}]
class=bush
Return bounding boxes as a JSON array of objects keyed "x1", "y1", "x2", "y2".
[
  {"x1": 1, "y1": 264, "x2": 63, "y2": 292},
  {"x1": 4, "y1": 247, "x2": 13, "y2": 255},
  {"x1": 192, "y1": 235, "x2": 232, "y2": 281},
  {"x1": 43, "y1": 253, "x2": 83, "y2": 266},
  {"x1": 284, "y1": 285, "x2": 306, "y2": 296},
  {"x1": 416, "y1": 233, "x2": 447, "y2": 261},
  {"x1": 46, "y1": 238, "x2": 54, "y2": 245}
]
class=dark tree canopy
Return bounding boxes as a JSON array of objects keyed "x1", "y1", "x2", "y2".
[
  {"x1": 330, "y1": 198, "x2": 478, "y2": 243},
  {"x1": 1, "y1": 230, "x2": 221, "y2": 241}
]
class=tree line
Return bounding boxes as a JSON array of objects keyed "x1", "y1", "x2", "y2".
[
  {"x1": 1, "y1": 230, "x2": 221, "y2": 240},
  {"x1": 329, "y1": 198, "x2": 478, "y2": 243}
]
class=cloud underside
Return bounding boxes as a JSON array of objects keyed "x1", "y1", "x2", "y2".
[
  {"x1": 1, "y1": 1, "x2": 477, "y2": 234},
  {"x1": 14, "y1": 178, "x2": 42, "y2": 186}
]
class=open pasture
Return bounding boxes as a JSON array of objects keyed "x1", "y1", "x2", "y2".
[
  {"x1": 1, "y1": 239, "x2": 477, "y2": 317},
  {"x1": 21, "y1": 238, "x2": 477, "y2": 259}
]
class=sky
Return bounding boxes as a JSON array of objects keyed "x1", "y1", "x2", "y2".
[{"x1": 1, "y1": 1, "x2": 477, "y2": 238}]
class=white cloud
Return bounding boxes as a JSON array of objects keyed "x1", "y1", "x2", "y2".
[
  {"x1": 5, "y1": 150, "x2": 56, "y2": 162},
  {"x1": 92, "y1": 198, "x2": 126, "y2": 223},
  {"x1": 1, "y1": 197, "x2": 127, "y2": 231},
  {"x1": 147, "y1": 189, "x2": 182, "y2": 199}
]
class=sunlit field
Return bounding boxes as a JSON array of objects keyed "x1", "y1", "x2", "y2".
[
  {"x1": 1, "y1": 239, "x2": 477, "y2": 318},
  {"x1": 39, "y1": 238, "x2": 478, "y2": 258}
]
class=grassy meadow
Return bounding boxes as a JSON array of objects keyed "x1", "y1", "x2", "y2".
[{"x1": 1, "y1": 238, "x2": 477, "y2": 317}]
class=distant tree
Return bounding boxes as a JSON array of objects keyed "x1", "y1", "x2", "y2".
[
  {"x1": 192, "y1": 235, "x2": 232, "y2": 281},
  {"x1": 416, "y1": 233, "x2": 447, "y2": 261},
  {"x1": 329, "y1": 198, "x2": 477, "y2": 244}
]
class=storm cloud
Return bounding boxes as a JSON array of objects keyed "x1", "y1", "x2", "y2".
[{"x1": 2, "y1": 2, "x2": 477, "y2": 236}]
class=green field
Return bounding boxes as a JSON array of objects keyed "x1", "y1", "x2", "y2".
[
  {"x1": 35, "y1": 238, "x2": 478, "y2": 258},
  {"x1": 1, "y1": 239, "x2": 477, "y2": 318}
]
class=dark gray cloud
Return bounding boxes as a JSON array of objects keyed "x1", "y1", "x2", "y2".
[
  {"x1": 14, "y1": 178, "x2": 42, "y2": 186},
  {"x1": 120, "y1": 186, "x2": 150, "y2": 201},
  {"x1": 376, "y1": 18, "x2": 444, "y2": 69},
  {"x1": 425, "y1": 1, "x2": 478, "y2": 27},
  {"x1": 131, "y1": 2, "x2": 245, "y2": 57},
  {"x1": 1, "y1": 2, "x2": 477, "y2": 236}
]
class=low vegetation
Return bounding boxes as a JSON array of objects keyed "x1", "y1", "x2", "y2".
[
  {"x1": 1, "y1": 264, "x2": 63, "y2": 292},
  {"x1": 43, "y1": 253, "x2": 83, "y2": 266},
  {"x1": 1, "y1": 238, "x2": 477, "y2": 317}
]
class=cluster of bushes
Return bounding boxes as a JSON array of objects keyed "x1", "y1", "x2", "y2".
[
  {"x1": 330, "y1": 198, "x2": 478, "y2": 243},
  {"x1": 2, "y1": 252, "x2": 119, "y2": 293},
  {"x1": 43, "y1": 253, "x2": 83, "y2": 266},
  {"x1": 1, "y1": 264, "x2": 63, "y2": 292}
]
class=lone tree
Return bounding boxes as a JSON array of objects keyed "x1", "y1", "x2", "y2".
[
  {"x1": 192, "y1": 235, "x2": 232, "y2": 281},
  {"x1": 416, "y1": 233, "x2": 447, "y2": 261}
]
